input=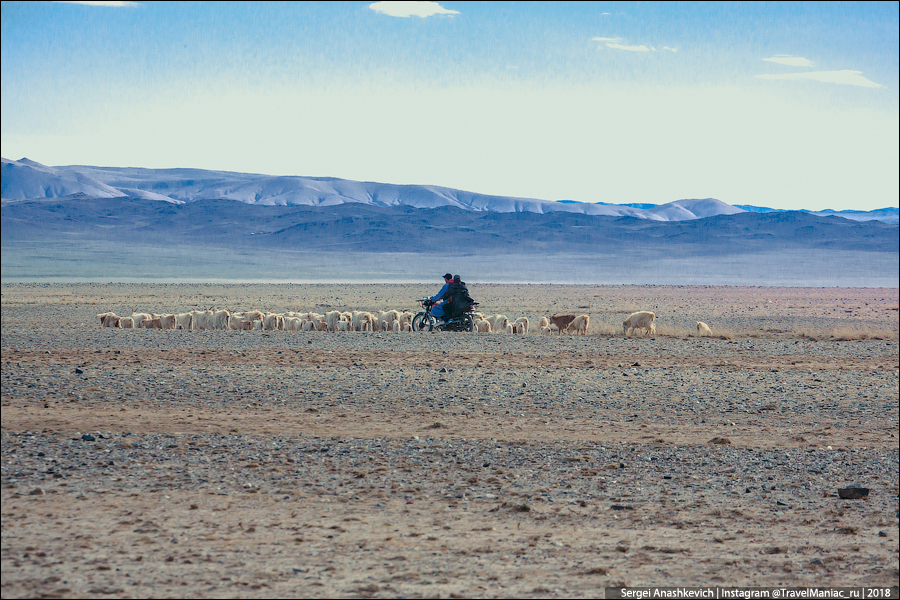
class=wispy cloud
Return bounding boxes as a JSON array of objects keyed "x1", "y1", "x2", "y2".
[
  {"x1": 606, "y1": 43, "x2": 651, "y2": 52},
  {"x1": 55, "y1": 1, "x2": 138, "y2": 6},
  {"x1": 369, "y1": 1, "x2": 459, "y2": 18},
  {"x1": 594, "y1": 37, "x2": 675, "y2": 53},
  {"x1": 764, "y1": 55, "x2": 816, "y2": 67},
  {"x1": 756, "y1": 70, "x2": 882, "y2": 88}
]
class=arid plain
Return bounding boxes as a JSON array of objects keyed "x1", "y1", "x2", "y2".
[{"x1": 2, "y1": 283, "x2": 898, "y2": 598}]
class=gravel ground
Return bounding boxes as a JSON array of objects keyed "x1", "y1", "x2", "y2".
[{"x1": 2, "y1": 283, "x2": 898, "y2": 598}]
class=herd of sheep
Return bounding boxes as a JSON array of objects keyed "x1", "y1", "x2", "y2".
[{"x1": 97, "y1": 309, "x2": 710, "y2": 337}]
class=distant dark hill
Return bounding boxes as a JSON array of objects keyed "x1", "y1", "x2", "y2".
[{"x1": 2, "y1": 196, "x2": 896, "y2": 256}]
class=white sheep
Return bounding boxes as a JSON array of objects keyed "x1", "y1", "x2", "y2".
[
  {"x1": 568, "y1": 314, "x2": 589, "y2": 336},
  {"x1": 623, "y1": 311, "x2": 656, "y2": 337}
]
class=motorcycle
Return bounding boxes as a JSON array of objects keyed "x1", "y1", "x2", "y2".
[{"x1": 411, "y1": 298, "x2": 479, "y2": 332}]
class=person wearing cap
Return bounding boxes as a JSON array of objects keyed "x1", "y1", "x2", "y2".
[{"x1": 430, "y1": 273, "x2": 453, "y2": 322}]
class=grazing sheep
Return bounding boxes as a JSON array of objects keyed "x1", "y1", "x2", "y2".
[
  {"x1": 118, "y1": 316, "x2": 134, "y2": 329},
  {"x1": 697, "y1": 321, "x2": 713, "y2": 337},
  {"x1": 538, "y1": 316, "x2": 549, "y2": 329},
  {"x1": 540, "y1": 326, "x2": 553, "y2": 336},
  {"x1": 567, "y1": 314, "x2": 589, "y2": 336},
  {"x1": 550, "y1": 314, "x2": 577, "y2": 335},
  {"x1": 623, "y1": 311, "x2": 656, "y2": 337},
  {"x1": 143, "y1": 317, "x2": 163, "y2": 329}
]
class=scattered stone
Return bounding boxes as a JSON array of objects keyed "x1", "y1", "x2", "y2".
[
  {"x1": 28, "y1": 487, "x2": 45, "y2": 496},
  {"x1": 708, "y1": 437, "x2": 731, "y2": 445},
  {"x1": 838, "y1": 486, "x2": 870, "y2": 499},
  {"x1": 610, "y1": 505, "x2": 634, "y2": 511},
  {"x1": 81, "y1": 434, "x2": 96, "y2": 441}
]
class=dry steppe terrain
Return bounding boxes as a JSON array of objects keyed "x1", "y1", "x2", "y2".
[{"x1": 2, "y1": 283, "x2": 898, "y2": 598}]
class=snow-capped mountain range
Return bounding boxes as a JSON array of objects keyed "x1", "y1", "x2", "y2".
[{"x1": 2, "y1": 157, "x2": 896, "y2": 223}]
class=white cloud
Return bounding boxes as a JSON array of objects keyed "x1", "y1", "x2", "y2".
[
  {"x1": 594, "y1": 37, "x2": 663, "y2": 52},
  {"x1": 369, "y1": 1, "x2": 458, "y2": 18},
  {"x1": 764, "y1": 55, "x2": 816, "y2": 67},
  {"x1": 54, "y1": 1, "x2": 138, "y2": 6},
  {"x1": 756, "y1": 70, "x2": 882, "y2": 88},
  {"x1": 606, "y1": 42, "x2": 651, "y2": 52}
]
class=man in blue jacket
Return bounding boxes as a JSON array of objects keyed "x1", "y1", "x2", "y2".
[{"x1": 430, "y1": 273, "x2": 453, "y2": 323}]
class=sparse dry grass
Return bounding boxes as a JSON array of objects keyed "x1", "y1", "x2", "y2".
[{"x1": 828, "y1": 326, "x2": 898, "y2": 341}]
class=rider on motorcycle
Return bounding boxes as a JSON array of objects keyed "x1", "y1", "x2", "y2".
[{"x1": 430, "y1": 273, "x2": 453, "y2": 323}]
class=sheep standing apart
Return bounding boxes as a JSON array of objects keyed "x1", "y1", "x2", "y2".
[
  {"x1": 623, "y1": 311, "x2": 656, "y2": 337},
  {"x1": 697, "y1": 321, "x2": 713, "y2": 337}
]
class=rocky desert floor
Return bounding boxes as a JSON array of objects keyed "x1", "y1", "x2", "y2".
[{"x1": 1, "y1": 282, "x2": 898, "y2": 599}]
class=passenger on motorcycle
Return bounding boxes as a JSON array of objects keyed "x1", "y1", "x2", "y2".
[
  {"x1": 443, "y1": 275, "x2": 472, "y2": 320},
  {"x1": 430, "y1": 273, "x2": 453, "y2": 322}
]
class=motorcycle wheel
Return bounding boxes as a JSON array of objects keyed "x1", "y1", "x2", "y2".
[
  {"x1": 464, "y1": 314, "x2": 475, "y2": 332},
  {"x1": 411, "y1": 312, "x2": 434, "y2": 332}
]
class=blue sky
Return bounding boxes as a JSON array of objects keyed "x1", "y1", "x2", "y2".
[{"x1": 2, "y1": 1, "x2": 897, "y2": 211}]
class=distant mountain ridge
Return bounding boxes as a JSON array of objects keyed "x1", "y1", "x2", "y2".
[{"x1": 2, "y1": 157, "x2": 895, "y2": 223}]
